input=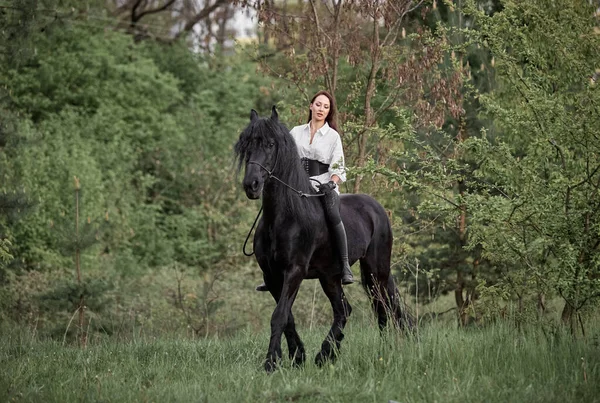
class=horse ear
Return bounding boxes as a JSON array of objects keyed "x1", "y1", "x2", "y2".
[
  {"x1": 270, "y1": 105, "x2": 278, "y2": 121},
  {"x1": 250, "y1": 109, "x2": 259, "y2": 122}
]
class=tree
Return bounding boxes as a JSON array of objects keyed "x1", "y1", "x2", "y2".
[
  {"x1": 107, "y1": 0, "x2": 248, "y2": 47},
  {"x1": 462, "y1": 0, "x2": 600, "y2": 330},
  {"x1": 336, "y1": 0, "x2": 502, "y2": 325},
  {"x1": 252, "y1": 0, "x2": 464, "y2": 192},
  {"x1": 0, "y1": 0, "x2": 45, "y2": 276},
  {"x1": 0, "y1": 2, "x2": 282, "y2": 334}
]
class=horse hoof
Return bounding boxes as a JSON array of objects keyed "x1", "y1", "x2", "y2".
[
  {"x1": 264, "y1": 359, "x2": 277, "y2": 373},
  {"x1": 256, "y1": 283, "x2": 269, "y2": 292},
  {"x1": 291, "y1": 351, "x2": 306, "y2": 367},
  {"x1": 342, "y1": 275, "x2": 354, "y2": 285},
  {"x1": 314, "y1": 351, "x2": 337, "y2": 367}
]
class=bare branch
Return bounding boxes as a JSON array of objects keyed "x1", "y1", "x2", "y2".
[
  {"x1": 133, "y1": 0, "x2": 177, "y2": 23},
  {"x1": 382, "y1": 1, "x2": 422, "y2": 47},
  {"x1": 110, "y1": 0, "x2": 136, "y2": 17},
  {"x1": 130, "y1": 0, "x2": 144, "y2": 24},
  {"x1": 174, "y1": 0, "x2": 230, "y2": 40},
  {"x1": 308, "y1": 0, "x2": 332, "y2": 92},
  {"x1": 548, "y1": 138, "x2": 566, "y2": 170},
  {"x1": 570, "y1": 164, "x2": 600, "y2": 191}
]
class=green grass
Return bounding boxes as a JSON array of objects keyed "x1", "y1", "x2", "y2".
[{"x1": 1, "y1": 321, "x2": 599, "y2": 403}]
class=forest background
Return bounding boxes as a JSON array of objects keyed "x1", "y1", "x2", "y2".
[{"x1": 1, "y1": 0, "x2": 599, "y2": 344}]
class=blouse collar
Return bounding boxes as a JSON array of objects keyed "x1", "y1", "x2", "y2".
[{"x1": 307, "y1": 121, "x2": 330, "y2": 136}]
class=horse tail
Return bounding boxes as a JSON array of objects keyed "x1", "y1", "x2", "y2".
[
  {"x1": 388, "y1": 276, "x2": 416, "y2": 331},
  {"x1": 359, "y1": 198, "x2": 415, "y2": 332}
]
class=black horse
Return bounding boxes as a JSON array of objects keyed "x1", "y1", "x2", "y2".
[{"x1": 235, "y1": 107, "x2": 413, "y2": 372}]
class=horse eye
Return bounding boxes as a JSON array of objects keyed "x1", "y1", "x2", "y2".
[{"x1": 268, "y1": 142, "x2": 275, "y2": 148}]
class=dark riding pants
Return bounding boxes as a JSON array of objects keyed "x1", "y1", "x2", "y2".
[{"x1": 321, "y1": 189, "x2": 342, "y2": 225}]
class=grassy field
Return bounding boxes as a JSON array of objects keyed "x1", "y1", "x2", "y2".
[{"x1": 1, "y1": 319, "x2": 599, "y2": 403}]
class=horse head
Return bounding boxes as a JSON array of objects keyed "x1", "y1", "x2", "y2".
[{"x1": 235, "y1": 106, "x2": 281, "y2": 199}]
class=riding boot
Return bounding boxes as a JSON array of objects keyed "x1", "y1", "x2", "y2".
[
  {"x1": 332, "y1": 221, "x2": 354, "y2": 285},
  {"x1": 256, "y1": 282, "x2": 269, "y2": 292}
]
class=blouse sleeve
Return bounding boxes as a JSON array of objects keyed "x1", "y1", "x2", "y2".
[
  {"x1": 328, "y1": 133, "x2": 346, "y2": 183},
  {"x1": 289, "y1": 125, "x2": 304, "y2": 158}
]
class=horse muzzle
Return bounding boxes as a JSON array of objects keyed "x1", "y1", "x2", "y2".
[{"x1": 243, "y1": 178, "x2": 263, "y2": 199}]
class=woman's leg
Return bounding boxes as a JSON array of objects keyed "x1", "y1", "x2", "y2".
[{"x1": 321, "y1": 188, "x2": 354, "y2": 285}]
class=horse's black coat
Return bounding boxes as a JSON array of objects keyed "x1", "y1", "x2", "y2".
[{"x1": 235, "y1": 107, "x2": 413, "y2": 372}]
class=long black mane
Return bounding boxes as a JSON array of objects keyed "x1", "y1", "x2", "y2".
[{"x1": 234, "y1": 115, "x2": 320, "y2": 222}]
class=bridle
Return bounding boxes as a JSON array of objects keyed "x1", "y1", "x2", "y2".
[
  {"x1": 243, "y1": 151, "x2": 325, "y2": 256},
  {"x1": 247, "y1": 160, "x2": 325, "y2": 199}
]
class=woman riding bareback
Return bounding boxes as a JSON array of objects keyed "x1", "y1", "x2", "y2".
[{"x1": 256, "y1": 90, "x2": 354, "y2": 291}]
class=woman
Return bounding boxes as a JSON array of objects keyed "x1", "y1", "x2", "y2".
[{"x1": 256, "y1": 90, "x2": 354, "y2": 291}]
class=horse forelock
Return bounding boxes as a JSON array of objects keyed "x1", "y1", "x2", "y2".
[
  {"x1": 234, "y1": 120, "x2": 255, "y2": 173},
  {"x1": 235, "y1": 117, "x2": 279, "y2": 169}
]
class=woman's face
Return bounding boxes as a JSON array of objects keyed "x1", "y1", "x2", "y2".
[{"x1": 310, "y1": 95, "x2": 331, "y2": 124}]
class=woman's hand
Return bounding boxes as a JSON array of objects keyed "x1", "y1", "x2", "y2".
[{"x1": 317, "y1": 180, "x2": 337, "y2": 193}]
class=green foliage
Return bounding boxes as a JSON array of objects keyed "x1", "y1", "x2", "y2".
[
  {"x1": 37, "y1": 276, "x2": 113, "y2": 316},
  {"x1": 462, "y1": 0, "x2": 600, "y2": 322},
  {"x1": 0, "y1": 8, "x2": 280, "y2": 336},
  {"x1": 0, "y1": 239, "x2": 12, "y2": 266},
  {"x1": 352, "y1": 0, "x2": 600, "y2": 329},
  {"x1": 2, "y1": 24, "x2": 260, "y2": 266}
]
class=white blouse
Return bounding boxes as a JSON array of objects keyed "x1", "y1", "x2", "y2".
[{"x1": 290, "y1": 122, "x2": 346, "y2": 192}]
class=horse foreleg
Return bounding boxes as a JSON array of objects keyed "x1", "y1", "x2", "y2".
[
  {"x1": 315, "y1": 277, "x2": 352, "y2": 367},
  {"x1": 266, "y1": 299, "x2": 305, "y2": 368},
  {"x1": 283, "y1": 312, "x2": 305, "y2": 367},
  {"x1": 265, "y1": 264, "x2": 303, "y2": 373},
  {"x1": 267, "y1": 276, "x2": 305, "y2": 367}
]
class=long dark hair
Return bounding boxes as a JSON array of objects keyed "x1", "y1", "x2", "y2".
[{"x1": 306, "y1": 90, "x2": 338, "y2": 132}]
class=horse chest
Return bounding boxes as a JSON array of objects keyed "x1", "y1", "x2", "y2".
[{"x1": 263, "y1": 222, "x2": 312, "y2": 265}]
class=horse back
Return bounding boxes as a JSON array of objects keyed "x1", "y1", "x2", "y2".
[
  {"x1": 254, "y1": 193, "x2": 392, "y2": 276},
  {"x1": 340, "y1": 193, "x2": 392, "y2": 262}
]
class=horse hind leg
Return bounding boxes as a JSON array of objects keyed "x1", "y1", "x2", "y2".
[{"x1": 314, "y1": 276, "x2": 352, "y2": 367}]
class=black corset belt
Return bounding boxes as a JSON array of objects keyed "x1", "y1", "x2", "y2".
[{"x1": 301, "y1": 158, "x2": 330, "y2": 176}]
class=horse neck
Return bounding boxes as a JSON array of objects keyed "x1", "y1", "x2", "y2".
[
  {"x1": 262, "y1": 173, "x2": 294, "y2": 218},
  {"x1": 261, "y1": 184, "x2": 286, "y2": 222},
  {"x1": 261, "y1": 161, "x2": 317, "y2": 224}
]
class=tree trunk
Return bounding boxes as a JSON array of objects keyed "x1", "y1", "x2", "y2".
[
  {"x1": 455, "y1": 269, "x2": 469, "y2": 327},
  {"x1": 561, "y1": 300, "x2": 574, "y2": 332},
  {"x1": 537, "y1": 293, "x2": 546, "y2": 316},
  {"x1": 262, "y1": 0, "x2": 274, "y2": 44},
  {"x1": 353, "y1": 13, "x2": 380, "y2": 194},
  {"x1": 74, "y1": 177, "x2": 87, "y2": 348}
]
